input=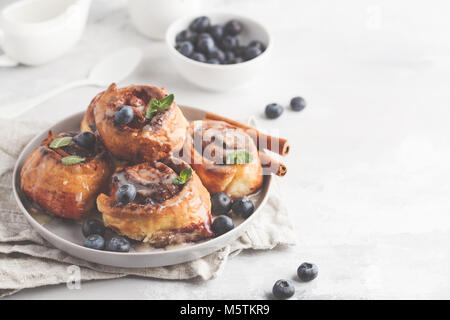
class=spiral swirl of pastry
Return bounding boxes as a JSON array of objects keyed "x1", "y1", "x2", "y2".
[
  {"x1": 97, "y1": 157, "x2": 213, "y2": 247},
  {"x1": 20, "y1": 131, "x2": 112, "y2": 220},
  {"x1": 82, "y1": 83, "x2": 188, "y2": 162},
  {"x1": 180, "y1": 119, "x2": 263, "y2": 198}
]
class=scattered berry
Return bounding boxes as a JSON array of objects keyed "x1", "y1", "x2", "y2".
[
  {"x1": 114, "y1": 106, "x2": 134, "y2": 125},
  {"x1": 290, "y1": 96, "x2": 306, "y2": 112},
  {"x1": 73, "y1": 131, "x2": 96, "y2": 150},
  {"x1": 297, "y1": 262, "x2": 318, "y2": 282},
  {"x1": 265, "y1": 103, "x2": 283, "y2": 119},
  {"x1": 231, "y1": 197, "x2": 255, "y2": 218},
  {"x1": 272, "y1": 280, "x2": 295, "y2": 299}
]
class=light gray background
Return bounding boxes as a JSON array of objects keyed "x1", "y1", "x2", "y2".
[{"x1": 2, "y1": 0, "x2": 450, "y2": 299}]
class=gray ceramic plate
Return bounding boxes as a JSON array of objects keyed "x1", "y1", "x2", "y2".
[{"x1": 12, "y1": 106, "x2": 271, "y2": 268}]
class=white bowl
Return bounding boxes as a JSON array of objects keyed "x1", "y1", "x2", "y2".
[{"x1": 165, "y1": 12, "x2": 272, "y2": 92}]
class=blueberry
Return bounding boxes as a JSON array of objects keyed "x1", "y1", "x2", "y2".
[
  {"x1": 272, "y1": 280, "x2": 295, "y2": 299},
  {"x1": 189, "y1": 16, "x2": 210, "y2": 32},
  {"x1": 224, "y1": 20, "x2": 243, "y2": 36},
  {"x1": 224, "y1": 51, "x2": 235, "y2": 63},
  {"x1": 297, "y1": 262, "x2": 318, "y2": 282},
  {"x1": 265, "y1": 103, "x2": 283, "y2": 119},
  {"x1": 116, "y1": 184, "x2": 136, "y2": 204},
  {"x1": 244, "y1": 45, "x2": 262, "y2": 61},
  {"x1": 114, "y1": 106, "x2": 134, "y2": 125},
  {"x1": 208, "y1": 25, "x2": 224, "y2": 41},
  {"x1": 231, "y1": 197, "x2": 255, "y2": 218},
  {"x1": 206, "y1": 58, "x2": 220, "y2": 64},
  {"x1": 191, "y1": 52, "x2": 206, "y2": 63},
  {"x1": 82, "y1": 219, "x2": 105, "y2": 237},
  {"x1": 290, "y1": 96, "x2": 306, "y2": 112},
  {"x1": 208, "y1": 48, "x2": 225, "y2": 63},
  {"x1": 232, "y1": 56, "x2": 244, "y2": 64},
  {"x1": 197, "y1": 32, "x2": 213, "y2": 41},
  {"x1": 248, "y1": 40, "x2": 266, "y2": 52},
  {"x1": 106, "y1": 236, "x2": 131, "y2": 252},
  {"x1": 221, "y1": 35, "x2": 239, "y2": 51},
  {"x1": 212, "y1": 215, "x2": 234, "y2": 236},
  {"x1": 175, "y1": 41, "x2": 194, "y2": 57},
  {"x1": 83, "y1": 234, "x2": 105, "y2": 250},
  {"x1": 196, "y1": 37, "x2": 215, "y2": 55},
  {"x1": 233, "y1": 45, "x2": 246, "y2": 57},
  {"x1": 211, "y1": 192, "x2": 232, "y2": 216},
  {"x1": 73, "y1": 131, "x2": 96, "y2": 150},
  {"x1": 175, "y1": 29, "x2": 197, "y2": 43}
]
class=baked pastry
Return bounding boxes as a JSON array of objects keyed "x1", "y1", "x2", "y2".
[
  {"x1": 179, "y1": 119, "x2": 263, "y2": 198},
  {"x1": 96, "y1": 157, "x2": 213, "y2": 247},
  {"x1": 82, "y1": 83, "x2": 188, "y2": 162},
  {"x1": 20, "y1": 131, "x2": 112, "y2": 220}
]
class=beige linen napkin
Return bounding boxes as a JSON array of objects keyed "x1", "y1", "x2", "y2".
[{"x1": 0, "y1": 120, "x2": 295, "y2": 298}]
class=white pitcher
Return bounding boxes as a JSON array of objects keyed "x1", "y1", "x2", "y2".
[{"x1": 0, "y1": 0, "x2": 91, "y2": 66}]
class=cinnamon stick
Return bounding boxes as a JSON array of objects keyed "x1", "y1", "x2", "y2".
[
  {"x1": 204, "y1": 112, "x2": 290, "y2": 156},
  {"x1": 258, "y1": 151, "x2": 287, "y2": 177}
]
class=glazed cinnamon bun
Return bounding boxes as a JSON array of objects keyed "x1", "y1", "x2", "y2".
[
  {"x1": 180, "y1": 119, "x2": 263, "y2": 198},
  {"x1": 82, "y1": 83, "x2": 188, "y2": 162},
  {"x1": 20, "y1": 131, "x2": 112, "y2": 220},
  {"x1": 96, "y1": 157, "x2": 213, "y2": 247}
]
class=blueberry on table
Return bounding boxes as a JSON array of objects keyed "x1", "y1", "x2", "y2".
[
  {"x1": 224, "y1": 20, "x2": 243, "y2": 36},
  {"x1": 208, "y1": 48, "x2": 225, "y2": 63},
  {"x1": 290, "y1": 96, "x2": 306, "y2": 112},
  {"x1": 212, "y1": 215, "x2": 234, "y2": 236},
  {"x1": 196, "y1": 37, "x2": 215, "y2": 55},
  {"x1": 265, "y1": 103, "x2": 283, "y2": 119},
  {"x1": 189, "y1": 16, "x2": 211, "y2": 32},
  {"x1": 231, "y1": 197, "x2": 255, "y2": 218},
  {"x1": 106, "y1": 236, "x2": 131, "y2": 252},
  {"x1": 73, "y1": 131, "x2": 96, "y2": 150},
  {"x1": 220, "y1": 35, "x2": 239, "y2": 51},
  {"x1": 272, "y1": 280, "x2": 295, "y2": 299},
  {"x1": 83, "y1": 234, "x2": 105, "y2": 250},
  {"x1": 82, "y1": 219, "x2": 106, "y2": 237},
  {"x1": 297, "y1": 262, "x2": 318, "y2": 282},
  {"x1": 248, "y1": 40, "x2": 266, "y2": 52},
  {"x1": 175, "y1": 41, "x2": 194, "y2": 57},
  {"x1": 116, "y1": 184, "x2": 136, "y2": 204},
  {"x1": 176, "y1": 29, "x2": 197, "y2": 43},
  {"x1": 114, "y1": 105, "x2": 134, "y2": 125},
  {"x1": 244, "y1": 45, "x2": 262, "y2": 61},
  {"x1": 191, "y1": 52, "x2": 206, "y2": 63},
  {"x1": 211, "y1": 192, "x2": 232, "y2": 215},
  {"x1": 208, "y1": 24, "x2": 224, "y2": 41}
]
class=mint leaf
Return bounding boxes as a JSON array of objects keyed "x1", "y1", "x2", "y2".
[
  {"x1": 49, "y1": 137, "x2": 72, "y2": 149},
  {"x1": 225, "y1": 150, "x2": 253, "y2": 165},
  {"x1": 145, "y1": 94, "x2": 174, "y2": 119},
  {"x1": 173, "y1": 168, "x2": 192, "y2": 185},
  {"x1": 61, "y1": 155, "x2": 85, "y2": 166}
]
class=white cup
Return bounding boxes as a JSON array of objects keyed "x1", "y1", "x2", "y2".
[
  {"x1": 0, "y1": 0, "x2": 91, "y2": 67},
  {"x1": 128, "y1": 0, "x2": 200, "y2": 41}
]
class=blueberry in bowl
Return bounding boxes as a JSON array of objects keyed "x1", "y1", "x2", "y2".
[{"x1": 166, "y1": 13, "x2": 271, "y2": 91}]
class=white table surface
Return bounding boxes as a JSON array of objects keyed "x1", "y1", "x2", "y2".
[{"x1": 3, "y1": 0, "x2": 450, "y2": 299}]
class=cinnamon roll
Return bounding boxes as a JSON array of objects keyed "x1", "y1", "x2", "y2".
[
  {"x1": 96, "y1": 157, "x2": 213, "y2": 247},
  {"x1": 180, "y1": 119, "x2": 263, "y2": 198},
  {"x1": 82, "y1": 83, "x2": 188, "y2": 162},
  {"x1": 20, "y1": 131, "x2": 112, "y2": 220}
]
